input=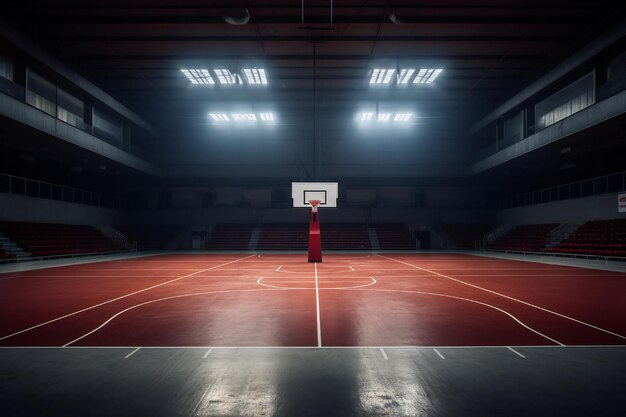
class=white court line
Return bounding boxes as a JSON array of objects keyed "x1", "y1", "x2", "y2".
[
  {"x1": 63, "y1": 288, "x2": 278, "y2": 347},
  {"x1": 314, "y1": 263, "x2": 322, "y2": 348},
  {"x1": 125, "y1": 347, "x2": 140, "y2": 358},
  {"x1": 256, "y1": 276, "x2": 377, "y2": 290},
  {"x1": 433, "y1": 348, "x2": 445, "y2": 359},
  {"x1": 0, "y1": 254, "x2": 255, "y2": 342},
  {"x1": 376, "y1": 254, "x2": 626, "y2": 341},
  {"x1": 380, "y1": 347, "x2": 388, "y2": 360},
  {"x1": 507, "y1": 346, "x2": 526, "y2": 358},
  {"x1": 66, "y1": 282, "x2": 557, "y2": 347},
  {"x1": 352, "y1": 288, "x2": 563, "y2": 346},
  {"x1": 202, "y1": 348, "x2": 213, "y2": 358},
  {"x1": 1, "y1": 344, "x2": 624, "y2": 350}
]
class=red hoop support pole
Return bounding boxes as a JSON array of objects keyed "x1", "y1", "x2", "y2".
[{"x1": 308, "y1": 203, "x2": 322, "y2": 262}]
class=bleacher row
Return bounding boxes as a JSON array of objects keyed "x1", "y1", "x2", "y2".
[
  {"x1": 1, "y1": 219, "x2": 624, "y2": 261},
  {"x1": 483, "y1": 219, "x2": 626, "y2": 258},
  {"x1": 205, "y1": 223, "x2": 413, "y2": 250},
  {"x1": 0, "y1": 222, "x2": 121, "y2": 258},
  {"x1": 539, "y1": 219, "x2": 626, "y2": 257},
  {"x1": 0, "y1": 248, "x2": 14, "y2": 260}
]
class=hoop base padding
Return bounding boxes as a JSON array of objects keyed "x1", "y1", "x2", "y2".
[{"x1": 308, "y1": 209, "x2": 322, "y2": 262}]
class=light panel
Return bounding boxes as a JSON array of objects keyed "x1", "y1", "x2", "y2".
[
  {"x1": 397, "y1": 69, "x2": 416, "y2": 84},
  {"x1": 394, "y1": 113, "x2": 412, "y2": 122},
  {"x1": 369, "y1": 69, "x2": 396, "y2": 85},
  {"x1": 243, "y1": 68, "x2": 268, "y2": 85},
  {"x1": 357, "y1": 112, "x2": 374, "y2": 121},
  {"x1": 181, "y1": 69, "x2": 214, "y2": 85},
  {"x1": 377, "y1": 113, "x2": 391, "y2": 121},
  {"x1": 209, "y1": 113, "x2": 229, "y2": 121},
  {"x1": 214, "y1": 69, "x2": 240, "y2": 85},
  {"x1": 259, "y1": 112, "x2": 275, "y2": 121},
  {"x1": 413, "y1": 68, "x2": 443, "y2": 84},
  {"x1": 232, "y1": 113, "x2": 257, "y2": 121}
]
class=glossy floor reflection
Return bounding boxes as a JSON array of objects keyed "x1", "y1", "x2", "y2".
[{"x1": 1, "y1": 346, "x2": 624, "y2": 417}]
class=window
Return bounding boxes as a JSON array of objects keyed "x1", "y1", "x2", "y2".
[
  {"x1": 500, "y1": 111, "x2": 524, "y2": 148},
  {"x1": 26, "y1": 70, "x2": 56, "y2": 116},
  {"x1": 535, "y1": 72, "x2": 595, "y2": 130},
  {"x1": 57, "y1": 88, "x2": 84, "y2": 128},
  {"x1": 93, "y1": 107, "x2": 124, "y2": 146},
  {"x1": 0, "y1": 51, "x2": 14, "y2": 81}
]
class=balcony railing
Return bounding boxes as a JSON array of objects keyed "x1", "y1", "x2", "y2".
[
  {"x1": 0, "y1": 172, "x2": 126, "y2": 209},
  {"x1": 498, "y1": 171, "x2": 626, "y2": 209}
]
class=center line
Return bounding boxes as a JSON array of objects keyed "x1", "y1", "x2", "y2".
[{"x1": 314, "y1": 262, "x2": 322, "y2": 347}]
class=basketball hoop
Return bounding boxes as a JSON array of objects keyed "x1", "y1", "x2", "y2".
[{"x1": 309, "y1": 199, "x2": 321, "y2": 213}]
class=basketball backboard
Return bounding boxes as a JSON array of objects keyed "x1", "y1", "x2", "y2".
[{"x1": 292, "y1": 182, "x2": 338, "y2": 208}]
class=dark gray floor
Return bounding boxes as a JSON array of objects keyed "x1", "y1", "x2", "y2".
[{"x1": 1, "y1": 346, "x2": 625, "y2": 417}]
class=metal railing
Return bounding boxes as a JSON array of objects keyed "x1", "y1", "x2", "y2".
[
  {"x1": 97, "y1": 225, "x2": 138, "y2": 252},
  {"x1": 0, "y1": 172, "x2": 126, "y2": 209},
  {"x1": 499, "y1": 170, "x2": 626, "y2": 209}
]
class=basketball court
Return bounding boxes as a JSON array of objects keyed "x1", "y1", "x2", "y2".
[
  {"x1": 1, "y1": 252, "x2": 625, "y2": 417},
  {"x1": 1, "y1": 2, "x2": 626, "y2": 416},
  {"x1": 2, "y1": 253, "x2": 624, "y2": 348}
]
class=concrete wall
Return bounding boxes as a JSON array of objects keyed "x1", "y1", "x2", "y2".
[
  {"x1": 0, "y1": 193, "x2": 125, "y2": 225},
  {"x1": 496, "y1": 192, "x2": 626, "y2": 225}
]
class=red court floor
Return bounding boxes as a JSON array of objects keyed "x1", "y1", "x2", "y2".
[{"x1": 0, "y1": 253, "x2": 625, "y2": 347}]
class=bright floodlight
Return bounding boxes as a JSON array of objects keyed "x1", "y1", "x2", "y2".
[
  {"x1": 259, "y1": 112, "x2": 275, "y2": 121},
  {"x1": 181, "y1": 69, "x2": 214, "y2": 85},
  {"x1": 214, "y1": 69, "x2": 240, "y2": 85},
  {"x1": 394, "y1": 113, "x2": 412, "y2": 122},
  {"x1": 209, "y1": 113, "x2": 229, "y2": 121},
  {"x1": 357, "y1": 112, "x2": 374, "y2": 121},
  {"x1": 397, "y1": 69, "x2": 416, "y2": 84},
  {"x1": 369, "y1": 68, "x2": 396, "y2": 84},
  {"x1": 377, "y1": 113, "x2": 391, "y2": 121},
  {"x1": 232, "y1": 113, "x2": 257, "y2": 121},
  {"x1": 243, "y1": 68, "x2": 268, "y2": 85},
  {"x1": 413, "y1": 69, "x2": 443, "y2": 84}
]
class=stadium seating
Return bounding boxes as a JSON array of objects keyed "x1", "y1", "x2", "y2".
[
  {"x1": 257, "y1": 223, "x2": 308, "y2": 250},
  {"x1": 0, "y1": 248, "x2": 16, "y2": 260},
  {"x1": 116, "y1": 224, "x2": 182, "y2": 250},
  {"x1": 540, "y1": 219, "x2": 626, "y2": 257},
  {"x1": 257, "y1": 223, "x2": 371, "y2": 250},
  {"x1": 488, "y1": 223, "x2": 558, "y2": 252},
  {"x1": 321, "y1": 223, "x2": 371, "y2": 250},
  {"x1": 374, "y1": 223, "x2": 416, "y2": 250},
  {"x1": 443, "y1": 223, "x2": 492, "y2": 249},
  {"x1": 0, "y1": 222, "x2": 122, "y2": 257},
  {"x1": 206, "y1": 224, "x2": 254, "y2": 250}
]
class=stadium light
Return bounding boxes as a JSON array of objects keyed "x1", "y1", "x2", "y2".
[
  {"x1": 397, "y1": 69, "x2": 416, "y2": 84},
  {"x1": 214, "y1": 69, "x2": 241, "y2": 85},
  {"x1": 413, "y1": 69, "x2": 443, "y2": 84},
  {"x1": 232, "y1": 113, "x2": 258, "y2": 121},
  {"x1": 393, "y1": 113, "x2": 412, "y2": 121},
  {"x1": 377, "y1": 113, "x2": 392, "y2": 121},
  {"x1": 357, "y1": 112, "x2": 374, "y2": 121},
  {"x1": 181, "y1": 69, "x2": 214, "y2": 85},
  {"x1": 243, "y1": 68, "x2": 268, "y2": 85},
  {"x1": 208, "y1": 113, "x2": 229, "y2": 121},
  {"x1": 259, "y1": 112, "x2": 275, "y2": 121},
  {"x1": 369, "y1": 69, "x2": 396, "y2": 85}
]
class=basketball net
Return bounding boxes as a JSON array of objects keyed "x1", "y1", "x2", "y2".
[{"x1": 309, "y1": 199, "x2": 321, "y2": 213}]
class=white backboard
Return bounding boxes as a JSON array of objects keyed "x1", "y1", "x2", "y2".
[{"x1": 292, "y1": 182, "x2": 338, "y2": 208}]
